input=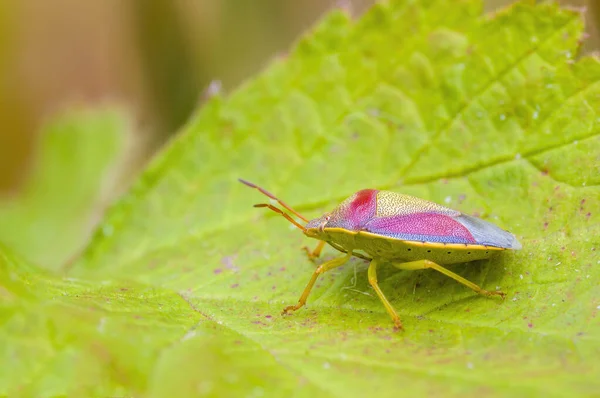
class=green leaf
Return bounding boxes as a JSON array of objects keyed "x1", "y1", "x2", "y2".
[
  {"x1": 4, "y1": 0, "x2": 600, "y2": 395},
  {"x1": 0, "y1": 106, "x2": 127, "y2": 270},
  {"x1": 0, "y1": 243, "x2": 204, "y2": 396}
]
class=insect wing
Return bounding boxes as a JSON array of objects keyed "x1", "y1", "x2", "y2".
[
  {"x1": 364, "y1": 191, "x2": 521, "y2": 249},
  {"x1": 362, "y1": 212, "x2": 478, "y2": 245}
]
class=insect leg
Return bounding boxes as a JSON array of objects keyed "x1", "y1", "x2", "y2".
[
  {"x1": 302, "y1": 240, "x2": 326, "y2": 261},
  {"x1": 393, "y1": 260, "x2": 506, "y2": 298},
  {"x1": 367, "y1": 259, "x2": 403, "y2": 330},
  {"x1": 282, "y1": 251, "x2": 352, "y2": 316}
]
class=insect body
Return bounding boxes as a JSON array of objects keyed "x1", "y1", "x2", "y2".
[{"x1": 240, "y1": 179, "x2": 521, "y2": 330}]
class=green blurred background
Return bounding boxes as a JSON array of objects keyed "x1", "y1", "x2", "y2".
[{"x1": 0, "y1": 0, "x2": 598, "y2": 268}]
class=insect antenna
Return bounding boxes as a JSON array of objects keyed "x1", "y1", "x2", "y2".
[
  {"x1": 253, "y1": 203, "x2": 306, "y2": 231},
  {"x1": 238, "y1": 178, "x2": 309, "y2": 222}
]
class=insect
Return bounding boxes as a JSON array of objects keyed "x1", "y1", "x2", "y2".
[{"x1": 239, "y1": 179, "x2": 521, "y2": 330}]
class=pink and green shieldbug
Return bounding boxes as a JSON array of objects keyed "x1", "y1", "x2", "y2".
[{"x1": 240, "y1": 179, "x2": 521, "y2": 330}]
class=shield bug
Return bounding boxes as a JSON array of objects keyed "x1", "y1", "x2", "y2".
[{"x1": 240, "y1": 179, "x2": 521, "y2": 330}]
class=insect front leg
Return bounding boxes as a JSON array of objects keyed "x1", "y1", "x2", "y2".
[
  {"x1": 392, "y1": 259, "x2": 506, "y2": 298},
  {"x1": 367, "y1": 259, "x2": 403, "y2": 330},
  {"x1": 302, "y1": 240, "x2": 326, "y2": 261},
  {"x1": 282, "y1": 250, "x2": 352, "y2": 316}
]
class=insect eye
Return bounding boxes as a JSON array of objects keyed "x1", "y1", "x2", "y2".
[{"x1": 318, "y1": 215, "x2": 331, "y2": 232}]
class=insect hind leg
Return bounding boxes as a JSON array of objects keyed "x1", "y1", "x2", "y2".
[{"x1": 393, "y1": 259, "x2": 506, "y2": 299}]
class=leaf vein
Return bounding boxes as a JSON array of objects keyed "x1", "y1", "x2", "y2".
[{"x1": 398, "y1": 15, "x2": 580, "y2": 179}]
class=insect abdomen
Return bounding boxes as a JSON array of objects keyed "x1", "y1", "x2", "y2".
[{"x1": 323, "y1": 229, "x2": 499, "y2": 265}]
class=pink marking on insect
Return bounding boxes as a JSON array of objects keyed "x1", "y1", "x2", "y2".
[
  {"x1": 364, "y1": 213, "x2": 477, "y2": 244},
  {"x1": 346, "y1": 189, "x2": 378, "y2": 228},
  {"x1": 351, "y1": 189, "x2": 377, "y2": 210}
]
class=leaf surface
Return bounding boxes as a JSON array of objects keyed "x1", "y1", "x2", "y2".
[{"x1": 4, "y1": 1, "x2": 600, "y2": 396}]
